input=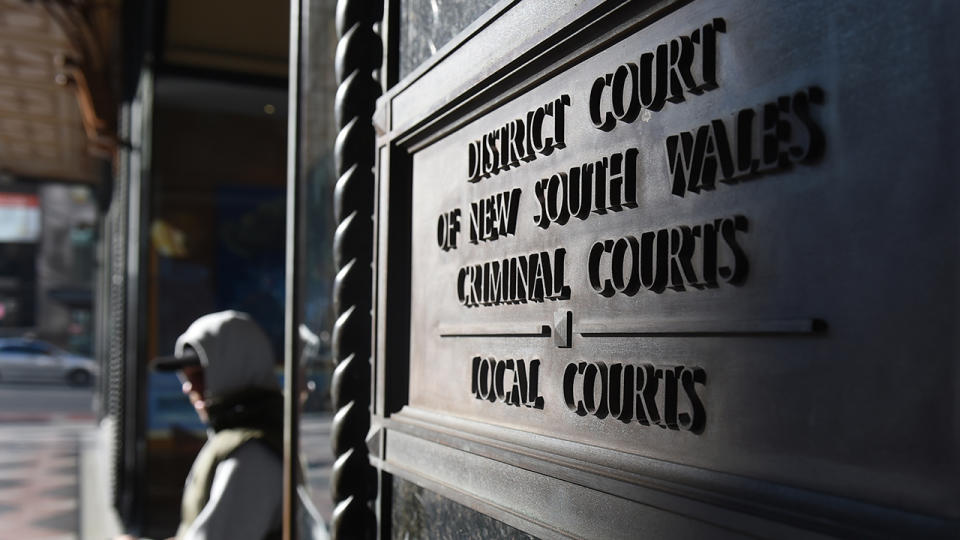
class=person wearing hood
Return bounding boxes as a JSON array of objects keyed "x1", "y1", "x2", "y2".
[{"x1": 153, "y1": 310, "x2": 285, "y2": 540}]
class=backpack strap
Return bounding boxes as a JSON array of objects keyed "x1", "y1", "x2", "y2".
[{"x1": 176, "y1": 428, "x2": 271, "y2": 537}]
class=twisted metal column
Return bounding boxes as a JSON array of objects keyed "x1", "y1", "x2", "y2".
[{"x1": 331, "y1": 1, "x2": 382, "y2": 538}]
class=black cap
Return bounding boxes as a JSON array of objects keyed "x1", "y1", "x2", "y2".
[{"x1": 152, "y1": 347, "x2": 201, "y2": 372}]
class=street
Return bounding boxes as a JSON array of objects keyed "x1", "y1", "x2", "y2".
[{"x1": 0, "y1": 382, "x2": 95, "y2": 420}]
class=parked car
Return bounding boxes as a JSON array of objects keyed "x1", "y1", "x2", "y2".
[{"x1": 0, "y1": 337, "x2": 97, "y2": 386}]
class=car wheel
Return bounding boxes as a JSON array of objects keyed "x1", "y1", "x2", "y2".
[{"x1": 67, "y1": 369, "x2": 91, "y2": 387}]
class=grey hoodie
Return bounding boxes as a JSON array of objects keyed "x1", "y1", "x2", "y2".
[
  {"x1": 175, "y1": 310, "x2": 279, "y2": 400},
  {"x1": 174, "y1": 310, "x2": 283, "y2": 540}
]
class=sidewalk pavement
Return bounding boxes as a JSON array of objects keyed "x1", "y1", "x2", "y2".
[
  {"x1": 0, "y1": 412, "x2": 333, "y2": 539},
  {"x1": 79, "y1": 417, "x2": 123, "y2": 539},
  {"x1": 0, "y1": 419, "x2": 96, "y2": 539},
  {"x1": 301, "y1": 412, "x2": 334, "y2": 523}
]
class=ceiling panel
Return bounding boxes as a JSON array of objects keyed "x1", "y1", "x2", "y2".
[
  {"x1": 163, "y1": 0, "x2": 289, "y2": 79},
  {"x1": 0, "y1": 0, "x2": 106, "y2": 183}
]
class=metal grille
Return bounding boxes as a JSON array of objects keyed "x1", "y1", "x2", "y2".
[{"x1": 105, "y1": 120, "x2": 129, "y2": 515}]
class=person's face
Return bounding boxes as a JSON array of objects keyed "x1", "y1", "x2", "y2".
[{"x1": 179, "y1": 365, "x2": 208, "y2": 421}]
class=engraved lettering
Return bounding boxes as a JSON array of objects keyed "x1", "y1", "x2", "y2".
[
  {"x1": 661, "y1": 366, "x2": 681, "y2": 428},
  {"x1": 562, "y1": 361, "x2": 705, "y2": 431},
  {"x1": 678, "y1": 366, "x2": 706, "y2": 433},
  {"x1": 470, "y1": 188, "x2": 522, "y2": 243},
  {"x1": 552, "y1": 95, "x2": 571, "y2": 149},
  {"x1": 636, "y1": 363, "x2": 660, "y2": 426},
  {"x1": 436, "y1": 208, "x2": 461, "y2": 251},
  {"x1": 611, "y1": 63, "x2": 641, "y2": 123},
  {"x1": 468, "y1": 141, "x2": 481, "y2": 182},
  {"x1": 588, "y1": 240, "x2": 615, "y2": 297},
  {"x1": 666, "y1": 87, "x2": 825, "y2": 196},
  {"x1": 471, "y1": 356, "x2": 543, "y2": 408},
  {"x1": 607, "y1": 364, "x2": 634, "y2": 423},
  {"x1": 457, "y1": 248, "x2": 569, "y2": 307},
  {"x1": 590, "y1": 18, "x2": 725, "y2": 131},
  {"x1": 564, "y1": 362, "x2": 586, "y2": 415},
  {"x1": 639, "y1": 45, "x2": 668, "y2": 111},
  {"x1": 719, "y1": 215, "x2": 749, "y2": 284},
  {"x1": 589, "y1": 76, "x2": 616, "y2": 131},
  {"x1": 466, "y1": 94, "x2": 571, "y2": 182},
  {"x1": 667, "y1": 36, "x2": 697, "y2": 103},
  {"x1": 534, "y1": 148, "x2": 639, "y2": 229},
  {"x1": 590, "y1": 216, "x2": 749, "y2": 296},
  {"x1": 691, "y1": 19, "x2": 724, "y2": 91}
]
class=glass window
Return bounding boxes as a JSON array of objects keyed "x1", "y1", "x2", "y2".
[
  {"x1": 399, "y1": 0, "x2": 500, "y2": 80},
  {"x1": 295, "y1": 0, "x2": 339, "y2": 527}
]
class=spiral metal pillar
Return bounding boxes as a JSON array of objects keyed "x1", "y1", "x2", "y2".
[{"x1": 331, "y1": 1, "x2": 382, "y2": 538}]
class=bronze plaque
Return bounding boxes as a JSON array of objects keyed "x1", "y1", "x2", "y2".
[
  {"x1": 383, "y1": 0, "x2": 960, "y2": 534},
  {"x1": 410, "y1": 10, "x2": 816, "y2": 449}
]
